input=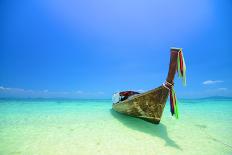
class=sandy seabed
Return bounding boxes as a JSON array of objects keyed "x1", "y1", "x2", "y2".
[{"x1": 0, "y1": 99, "x2": 231, "y2": 155}]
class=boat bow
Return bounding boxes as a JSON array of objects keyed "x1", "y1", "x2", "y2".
[{"x1": 112, "y1": 48, "x2": 186, "y2": 124}]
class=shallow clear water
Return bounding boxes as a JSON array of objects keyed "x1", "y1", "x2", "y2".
[{"x1": 0, "y1": 99, "x2": 232, "y2": 155}]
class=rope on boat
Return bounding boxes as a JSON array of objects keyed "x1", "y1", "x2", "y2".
[{"x1": 163, "y1": 82, "x2": 179, "y2": 119}]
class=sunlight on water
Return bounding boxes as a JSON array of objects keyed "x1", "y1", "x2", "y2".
[{"x1": 0, "y1": 99, "x2": 232, "y2": 155}]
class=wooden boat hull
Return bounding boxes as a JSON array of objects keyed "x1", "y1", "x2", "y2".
[
  {"x1": 112, "y1": 48, "x2": 183, "y2": 124},
  {"x1": 112, "y1": 86, "x2": 169, "y2": 124}
]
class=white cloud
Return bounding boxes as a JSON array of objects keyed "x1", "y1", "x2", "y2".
[
  {"x1": 136, "y1": 89, "x2": 145, "y2": 93},
  {"x1": 96, "y1": 91, "x2": 104, "y2": 95},
  {"x1": 0, "y1": 86, "x2": 106, "y2": 98},
  {"x1": 0, "y1": 86, "x2": 10, "y2": 90},
  {"x1": 75, "y1": 90, "x2": 83, "y2": 94},
  {"x1": 0, "y1": 86, "x2": 24, "y2": 91},
  {"x1": 202, "y1": 80, "x2": 223, "y2": 85},
  {"x1": 218, "y1": 88, "x2": 227, "y2": 91},
  {"x1": 43, "y1": 89, "x2": 48, "y2": 93}
]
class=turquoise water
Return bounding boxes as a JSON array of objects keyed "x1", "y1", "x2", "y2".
[{"x1": 0, "y1": 99, "x2": 232, "y2": 155}]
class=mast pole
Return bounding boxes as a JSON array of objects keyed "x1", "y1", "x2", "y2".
[{"x1": 166, "y1": 48, "x2": 180, "y2": 84}]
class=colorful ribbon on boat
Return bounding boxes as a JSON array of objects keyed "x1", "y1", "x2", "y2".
[
  {"x1": 170, "y1": 88, "x2": 179, "y2": 119},
  {"x1": 163, "y1": 81, "x2": 179, "y2": 119},
  {"x1": 177, "y1": 48, "x2": 187, "y2": 86},
  {"x1": 163, "y1": 48, "x2": 186, "y2": 119}
]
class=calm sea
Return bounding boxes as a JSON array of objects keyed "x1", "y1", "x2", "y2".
[{"x1": 0, "y1": 98, "x2": 231, "y2": 155}]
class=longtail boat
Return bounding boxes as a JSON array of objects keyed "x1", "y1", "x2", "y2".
[{"x1": 112, "y1": 48, "x2": 186, "y2": 124}]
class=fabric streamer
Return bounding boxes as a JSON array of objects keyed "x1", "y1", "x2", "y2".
[
  {"x1": 170, "y1": 89, "x2": 179, "y2": 119},
  {"x1": 167, "y1": 48, "x2": 186, "y2": 119},
  {"x1": 177, "y1": 48, "x2": 187, "y2": 86}
]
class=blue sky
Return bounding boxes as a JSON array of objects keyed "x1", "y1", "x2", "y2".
[{"x1": 0, "y1": 0, "x2": 231, "y2": 98}]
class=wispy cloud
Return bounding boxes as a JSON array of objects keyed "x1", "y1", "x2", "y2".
[
  {"x1": 0, "y1": 86, "x2": 105, "y2": 98},
  {"x1": 43, "y1": 89, "x2": 48, "y2": 93},
  {"x1": 136, "y1": 89, "x2": 145, "y2": 93},
  {"x1": 0, "y1": 86, "x2": 9, "y2": 90},
  {"x1": 96, "y1": 91, "x2": 104, "y2": 95},
  {"x1": 217, "y1": 88, "x2": 227, "y2": 91},
  {"x1": 0, "y1": 86, "x2": 26, "y2": 92},
  {"x1": 75, "y1": 90, "x2": 83, "y2": 94},
  {"x1": 202, "y1": 80, "x2": 223, "y2": 85}
]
